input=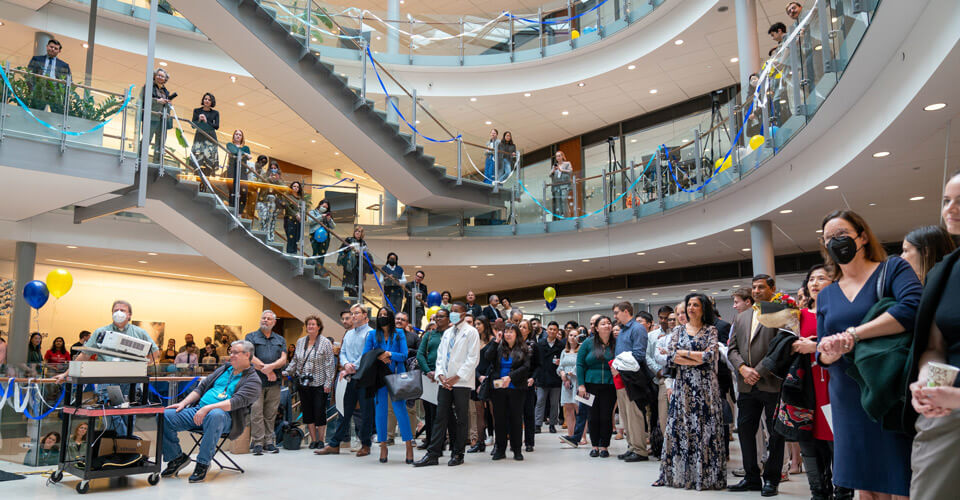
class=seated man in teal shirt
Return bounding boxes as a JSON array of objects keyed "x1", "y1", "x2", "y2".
[{"x1": 161, "y1": 340, "x2": 261, "y2": 483}]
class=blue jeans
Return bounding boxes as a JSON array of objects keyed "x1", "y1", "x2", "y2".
[
  {"x1": 96, "y1": 384, "x2": 132, "y2": 435},
  {"x1": 483, "y1": 155, "x2": 495, "y2": 184},
  {"x1": 570, "y1": 402, "x2": 591, "y2": 442},
  {"x1": 162, "y1": 406, "x2": 231, "y2": 465},
  {"x1": 374, "y1": 386, "x2": 412, "y2": 443},
  {"x1": 327, "y1": 378, "x2": 374, "y2": 447}
]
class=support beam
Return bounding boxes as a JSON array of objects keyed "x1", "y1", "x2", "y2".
[
  {"x1": 73, "y1": 191, "x2": 139, "y2": 223},
  {"x1": 750, "y1": 219, "x2": 776, "y2": 280},
  {"x1": 137, "y1": 0, "x2": 160, "y2": 208},
  {"x1": 734, "y1": 0, "x2": 761, "y2": 98},
  {"x1": 8, "y1": 242, "x2": 37, "y2": 367},
  {"x1": 84, "y1": 0, "x2": 99, "y2": 87}
]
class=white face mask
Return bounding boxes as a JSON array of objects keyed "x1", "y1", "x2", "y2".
[{"x1": 113, "y1": 310, "x2": 128, "y2": 325}]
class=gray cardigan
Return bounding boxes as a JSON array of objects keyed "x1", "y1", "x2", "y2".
[{"x1": 191, "y1": 364, "x2": 262, "y2": 439}]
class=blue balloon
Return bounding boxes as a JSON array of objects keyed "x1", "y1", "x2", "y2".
[
  {"x1": 426, "y1": 291, "x2": 442, "y2": 308},
  {"x1": 545, "y1": 299, "x2": 557, "y2": 312},
  {"x1": 312, "y1": 227, "x2": 328, "y2": 243},
  {"x1": 23, "y1": 280, "x2": 49, "y2": 309}
]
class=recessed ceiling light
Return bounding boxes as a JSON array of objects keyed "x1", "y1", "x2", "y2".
[
  {"x1": 82, "y1": 42, "x2": 89, "y2": 48},
  {"x1": 594, "y1": 302, "x2": 601, "y2": 305},
  {"x1": 816, "y1": 229, "x2": 823, "y2": 233},
  {"x1": 237, "y1": 101, "x2": 245, "y2": 106},
  {"x1": 742, "y1": 248, "x2": 751, "y2": 252},
  {"x1": 779, "y1": 209, "x2": 793, "y2": 214},
  {"x1": 652, "y1": 292, "x2": 659, "y2": 296},
  {"x1": 657, "y1": 260, "x2": 666, "y2": 264},
  {"x1": 147, "y1": 252, "x2": 158, "y2": 256},
  {"x1": 138, "y1": 260, "x2": 148, "y2": 264},
  {"x1": 649, "y1": 89, "x2": 658, "y2": 94},
  {"x1": 627, "y1": 64, "x2": 636, "y2": 70},
  {"x1": 577, "y1": 82, "x2": 585, "y2": 87},
  {"x1": 729, "y1": 57, "x2": 739, "y2": 63},
  {"x1": 616, "y1": 296, "x2": 623, "y2": 299},
  {"x1": 732, "y1": 284, "x2": 740, "y2": 288},
  {"x1": 630, "y1": 139, "x2": 637, "y2": 143},
  {"x1": 690, "y1": 289, "x2": 698, "y2": 292},
  {"x1": 635, "y1": 252, "x2": 645, "y2": 256},
  {"x1": 158, "y1": 61, "x2": 167, "y2": 66},
  {"x1": 681, "y1": 138, "x2": 689, "y2": 143},
  {"x1": 486, "y1": 273, "x2": 495, "y2": 277},
  {"x1": 376, "y1": 36, "x2": 381, "y2": 40},
  {"x1": 567, "y1": 305, "x2": 574, "y2": 308},
  {"x1": 0, "y1": 21, "x2": 4, "y2": 26},
  {"x1": 311, "y1": 139, "x2": 316, "y2": 143},
  {"x1": 733, "y1": 228, "x2": 744, "y2": 232},
  {"x1": 66, "y1": 245, "x2": 78, "y2": 249},
  {"x1": 469, "y1": 265, "x2": 478, "y2": 269},
  {"x1": 565, "y1": 269, "x2": 573, "y2": 272},
  {"x1": 868, "y1": 203, "x2": 877, "y2": 206},
  {"x1": 910, "y1": 196, "x2": 925, "y2": 201},
  {"x1": 312, "y1": 37, "x2": 318, "y2": 42},
  {"x1": 825, "y1": 185, "x2": 839, "y2": 190},
  {"x1": 415, "y1": 265, "x2": 422, "y2": 268},
  {"x1": 872, "y1": 151, "x2": 890, "y2": 158},
  {"x1": 415, "y1": 120, "x2": 421, "y2": 124},
  {"x1": 687, "y1": 242, "x2": 697, "y2": 245},
  {"x1": 230, "y1": 75, "x2": 237, "y2": 83},
  {"x1": 334, "y1": 152, "x2": 340, "y2": 156},
  {"x1": 924, "y1": 103, "x2": 947, "y2": 111},
  {"x1": 561, "y1": 111, "x2": 569, "y2": 116},
  {"x1": 712, "y1": 292, "x2": 718, "y2": 295},
  {"x1": 569, "y1": 300, "x2": 576, "y2": 303},
  {"x1": 523, "y1": 92, "x2": 531, "y2": 97},
  {"x1": 581, "y1": 259, "x2": 591, "y2": 262},
  {"x1": 469, "y1": 97, "x2": 477, "y2": 102},
  {"x1": 674, "y1": 39, "x2": 684, "y2": 45},
  {"x1": 484, "y1": 121, "x2": 492, "y2": 125}
]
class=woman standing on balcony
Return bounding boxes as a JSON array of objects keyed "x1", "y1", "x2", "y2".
[
  {"x1": 498, "y1": 131, "x2": 517, "y2": 183},
  {"x1": 549, "y1": 151, "x2": 573, "y2": 218},
  {"x1": 308, "y1": 199, "x2": 336, "y2": 270},
  {"x1": 190, "y1": 92, "x2": 219, "y2": 185},
  {"x1": 339, "y1": 225, "x2": 367, "y2": 298},
  {"x1": 483, "y1": 128, "x2": 500, "y2": 185},
  {"x1": 225, "y1": 129, "x2": 251, "y2": 213},
  {"x1": 283, "y1": 181, "x2": 310, "y2": 254}
]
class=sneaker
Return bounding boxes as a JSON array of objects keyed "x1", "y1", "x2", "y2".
[
  {"x1": 188, "y1": 463, "x2": 209, "y2": 483},
  {"x1": 733, "y1": 467, "x2": 746, "y2": 477},
  {"x1": 264, "y1": 444, "x2": 279, "y2": 454},
  {"x1": 350, "y1": 438, "x2": 361, "y2": 452},
  {"x1": 558, "y1": 435, "x2": 579, "y2": 448},
  {"x1": 161, "y1": 453, "x2": 190, "y2": 477},
  {"x1": 252, "y1": 445, "x2": 263, "y2": 456}
]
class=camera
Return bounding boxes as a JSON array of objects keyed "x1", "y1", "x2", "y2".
[{"x1": 298, "y1": 374, "x2": 313, "y2": 386}]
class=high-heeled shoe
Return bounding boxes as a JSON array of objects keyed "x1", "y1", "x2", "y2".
[
  {"x1": 405, "y1": 441, "x2": 414, "y2": 464},
  {"x1": 379, "y1": 443, "x2": 388, "y2": 463}
]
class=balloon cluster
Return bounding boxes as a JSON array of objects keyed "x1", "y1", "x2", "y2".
[
  {"x1": 425, "y1": 291, "x2": 443, "y2": 321},
  {"x1": 22, "y1": 269, "x2": 74, "y2": 310},
  {"x1": 544, "y1": 287, "x2": 557, "y2": 312}
]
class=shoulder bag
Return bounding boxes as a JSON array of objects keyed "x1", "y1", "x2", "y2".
[{"x1": 385, "y1": 369, "x2": 423, "y2": 401}]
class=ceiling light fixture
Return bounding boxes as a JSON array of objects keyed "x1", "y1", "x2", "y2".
[
  {"x1": 565, "y1": 269, "x2": 573, "y2": 272},
  {"x1": 742, "y1": 248, "x2": 751, "y2": 252},
  {"x1": 486, "y1": 273, "x2": 495, "y2": 277},
  {"x1": 674, "y1": 39, "x2": 684, "y2": 45},
  {"x1": 158, "y1": 61, "x2": 167, "y2": 66},
  {"x1": 779, "y1": 209, "x2": 793, "y2": 214},
  {"x1": 649, "y1": 89, "x2": 658, "y2": 94},
  {"x1": 376, "y1": 36, "x2": 381, "y2": 40},
  {"x1": 627, "y1": 64, "x2": 636, "y2": 70},
  {"x1": 581, "y1": 259, "x2": 591, "y2": 262},
  {"x1": 229, "y1": 75, "x2": 237, "y2": 83},
  {"x1": 872, "y1": 151, "x2": 890, "y2": 158},
  {"x1": 469, "y1": 265, "x2": 478, "y2": 269},
  {"x1": 485, "y1": 120, "x2": 492, "y2": 125},
  {"x1": 311, "y1": 139, "x2": 316, "y2": 143},
  {"x1": 868, "y1": 202, "x2": 877, "y2": 206},
  {"x1": 635, "y1": 252, "x2": 645, "y2": 256},
  {"x1": 687, "y1": 242, "x2": 697, "y2": 245},
  {"x1": 816, "y1": 229, "x2": 823, "y2": 233},
  {"x1": 138, "y1": 260, "x2": 148, "y2": 264},
  {"x1": 66, "y1": 245, "x2": 78, "y2": 249},
  {"x1": 733, "y1": 228, "x2": 744, "y2": 232},
  {"x1": 237, "y1": 101, "x2": 245, "y2": 106},
  {"x1": 730, "y1": 57, "x2": 739, "y2": 63},
  {"x1": 910, "y1": 196, "x2": 925, "y2": 201},
  {"x1": 657, "y1": 260, "x2": 666, "y2": 264},
  {"x1": 561, "y1": 111, "x2": 569, "y2": 116},
  {"x1": 577, "y1": 82, "x2": 585, "y2": 87},
  {"x1": 469, "y1": 97, "x2": 477, "y2": 102},
  {"x1": 924, "y1": 103, "x2": 947, "y2": 111},
  {"x1": 334, "y1": 152, "x2": 340, "y2": 156},
  {"x1": 415, "y1": 120, "x2": 421, "y2": 124},
  {"x1": 825, "y1": 185, "x2": 839, "y2": 190},
  {"x1": 82, "y1": 42, "x2": 89, "y2": 48},
  {"x1": 147, "y1": 252, "x2": 158, "y2": 256},
  {"x1": 630, "y1": 139, "x2": 637, "y2": 143},
  {"x1": 523, "y1": 92, "x2": 531, "y2": 97},
  {"x1": 616, "y1": 296, "x2": 623, "y2": 299},
  {"x1": 652, "y1": 292, "x2": 659, "y2": 296},
  {"x1": 814, "y1": 45, "x2": 822, "y2": 51}
]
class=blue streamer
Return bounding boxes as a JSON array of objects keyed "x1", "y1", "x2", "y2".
[
  {"x1": 148, "y1": 377, "x2": 200, "y2": 401},
  {"x1": 23, "y1": 387, "x2": 65, "y2": 420},
  {"x1": 506, "y1": 0, "x2": 611, "y2": 25},
  {"x1": 365, "y1": 47, "x2": 460, "y2": 144},
  {"x1": 662, "y1": 100, "x2": 755, "y2": 194},
  {"x1": 518, "y1": 146, "x2": 659, "y2": 221},
  {"x1": 0, "y1": 65, "x2": 134, "y2": 137}
]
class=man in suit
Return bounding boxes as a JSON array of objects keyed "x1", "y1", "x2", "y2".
[
  {"x1": 481, "y1": 294, "x2": 502, "y2": 321},
  {"x1": 26, "y1": 39, "x2": 72, "y2": 113},
  {"x1": 727, "y1": 274, "x2": 783, "y2": 497},
  {"x1": 403, "y1": 269, "x2": 427, "y2": 328}
]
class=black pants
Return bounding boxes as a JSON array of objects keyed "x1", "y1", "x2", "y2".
[
  {"x1": 799, "y1": 438, "x2": 833, "y2": 497},
  {"x1": 422, "y1": 400, "x2": 437, "y2": 445},
  {"x1": 427, "y1": 386, "x2": 470, "y2": 457},
  {"x1": 585, "y1": 383, "x2": 616, "y2": 448},
  {"x1": 492, "y1": 388, "x2": 525, "y2": 453},
  {"x1": 284, "y1": 216, "x2": 301, "y2": 254},
  {"x1": 326, "y1": 378, "x2": 374, "y2": 447},
  {"x1": 298, "y1": 385, "x2": 328, "y2": 426},
  {"x1": 523, "y1": 386, "x2": 536, "y2": 446},
  {"x1": 736, "y1": 390, "x2": 785, "y2": 485}
]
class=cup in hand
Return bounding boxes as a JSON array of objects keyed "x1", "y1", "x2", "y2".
[{"x1": 926, "y1": 361, "x2": 960, "y2": 388}]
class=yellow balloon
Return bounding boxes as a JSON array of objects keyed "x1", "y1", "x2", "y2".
[
  {"x1": 571, "y1": 30, "x2": 580, "y2": 40},
  {"x1": 749, "y1": 135, "x2": 765, "y2": 150},
  {"x1": 543, "y1": 287, "x2": 557, "y2": 303},
  {"x1": 46, "y1": 268, "x2": 73, "y2": 298},
  {"x1": 718, "y1": 156, "x2": 734, "y2": 173},
  {"x1": 715, "y1": 158, "x2": 724, "y2": 169},
  {"x1": 426, "y1": 306, "x2": 441, "y2": 320}
]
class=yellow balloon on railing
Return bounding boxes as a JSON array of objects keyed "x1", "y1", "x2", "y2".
[
  {"x1": 571, "y1": 30, "x2": 580, "y2": 40},
  {"x1": 749, "y1": 135, "x2": 766, "y2": 150},
  {"x1": 717, "y1": 156, "x2": 733, "y2": 173},
  {"x1": 46, "y1": 269, "x2": 73, "y2": 299}
]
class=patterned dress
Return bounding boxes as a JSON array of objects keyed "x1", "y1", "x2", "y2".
[{"x1": 657, "y1": 324, "x2": 727, "y2": 490}]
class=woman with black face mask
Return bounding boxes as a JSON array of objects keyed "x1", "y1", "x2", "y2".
[
  {"x1": 381, "y1": 252, "x2": 404, "y2": 312},
  {"x1": 815, "y1": 209, "x2": 922, "y2": 499},
  {"x1": 363, "y1": 308, "x2": 415, "y2": 464}
]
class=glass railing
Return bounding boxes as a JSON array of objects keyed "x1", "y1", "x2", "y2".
[{"x1": 377, "y1": 0, "x2": 878, "y2": 238}]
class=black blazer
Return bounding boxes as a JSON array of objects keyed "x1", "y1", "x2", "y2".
[
  {"x1": 354, "y1": 348, "x2": 389, "y2": 397},
  {"x1": 535, "y1": 337, "x2": 565, "y2": 387},
  {"x1": 481, "y1": 305, "x2": 502, "y2": 321},
  {"x1": 484, "y1": 341, "x2": 532, "y2": 386},
  {"x1": 27, "y1": 55, "x2": 71, "y2": 79}
]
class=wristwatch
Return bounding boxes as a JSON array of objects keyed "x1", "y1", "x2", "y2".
[{"x1": 845, "y1": 326, "x2": 861, "y2": 344}]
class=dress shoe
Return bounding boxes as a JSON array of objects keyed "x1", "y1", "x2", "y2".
[
  {"x1": 558, "y1": 435, "x2": 578, "y2": 448},
  {"x1": 727, "y1": 479, "x2": 762, "y2": 492},
  {"x1": 467, "y1": 442, "x2": 485, "y2": 453},
  {"x1": 379, "y1": 443, "x2": 388, "y2": 463},
  {"x1": 356, "y1": 445, "x2": 371, "y2": 457},
  {"x1": 188, "y1": 463, "x2": 209, "y2": 483},
  {"x1": 161, "y1": 453, "x2": 190, "y2": 477},
  {"x1": 525, "y1": 445, "x2": 534, "y2": 452},
  {"x1": 761, "y1": 481, "x2": 779, "y2": 497},
  {"x1": 618, "y1": 451, "x2": 635, "y2": 460},
  {"x1": 599, "y1": 449, "x2": 610, "y2": 458},
  {"x1": 624, "y1": 453, "x2": 649, "y2": 462},
  {"x1": 252, "y1": 445, "x2": 263, "y2": 456},
  {"x1": 589, "y1": 449, "x2": 600, "y2": 458},
  {"x1": 314, "y1": 445, "x2": 339, "y2": 455},
  {"x1": 413, "y1": 454, "x2": 439, "y2": 467},
  {"x1": 534, "y1": 427, "x2": 542, "y2": 434},
  {"x1": 492, "y1": 451, "x2": 506, "y2": 460},
  {"x1": 549, "y1": 425, "x2": 557, "y2": 433},
  {"x1": 732, "y1": 467, "x2": 746, "y2": 477},
  {"x1": 447, "y1": 454, "x2": 464, "y2": 466},
  {"x1": 513, "y1": 451, "x2": 524, "y2": 461}
]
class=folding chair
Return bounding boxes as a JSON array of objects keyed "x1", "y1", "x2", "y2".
[{"x1": 186, "y1": 431, "x2": 244, "y2": 474}]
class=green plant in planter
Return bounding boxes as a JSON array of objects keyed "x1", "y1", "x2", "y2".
[
  {"x1": 4, "y1": 65, "x2": 126, "y2": 122},
  {"x1": 288, "y1": 1, "x2": 333, "y2": 42},
  {"x1": 69, "y1": 93, "x2": 124, "y2": 122}
]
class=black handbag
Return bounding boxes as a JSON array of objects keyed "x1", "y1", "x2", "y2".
[{"x1": 384, "y1": 369, "x2": 423, "y2": 401}]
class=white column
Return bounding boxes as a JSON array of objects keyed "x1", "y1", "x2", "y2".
[
  {"x1": 750, "y1": 220, "x2": 775, "y2": 280},
  {"x1": 387, "y1": 0, "x2": 400, "y2": 55},
  {"x1": 734, "y1": 0, "x2": 761, "y2": 97},
  {"x1": 8, "y1": 242, "x2": 37, "y2": 367}
]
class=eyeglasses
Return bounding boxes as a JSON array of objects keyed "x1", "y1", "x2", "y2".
[{"x1": 819, "y1": 229, "x2": 857, "y2": 244}]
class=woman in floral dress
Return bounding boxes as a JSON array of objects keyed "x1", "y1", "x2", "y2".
[{"x1": 654, "y1": 292, "x2": 727, "y2": 490}]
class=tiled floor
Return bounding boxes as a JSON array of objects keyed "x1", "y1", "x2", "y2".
[{"x1": 1, "y1": 436, "x2": 812, "y2": 499}]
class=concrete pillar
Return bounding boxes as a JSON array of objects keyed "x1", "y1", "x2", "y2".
[
  {"x1": 84, "y1": 0, "x2": 99, "y2": 86},
  {"x1": 734, "y1": 0, "x2": 761, "y2": 97},
  {"x1": 34, "y1": 32, "x2": 53, "y2": 56},
  {"x1": 750, "y1": 220, "x2": 775, "y2": 280},
  {"x1": 387, "y1": 0, "x2": 400, "y2": 55},
  {"x1": 8, "y1": 242, "x2": 37, "y2": 367},
  {"x1": 383, "y1": 191, "x2": 398, "y2": 224}
]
